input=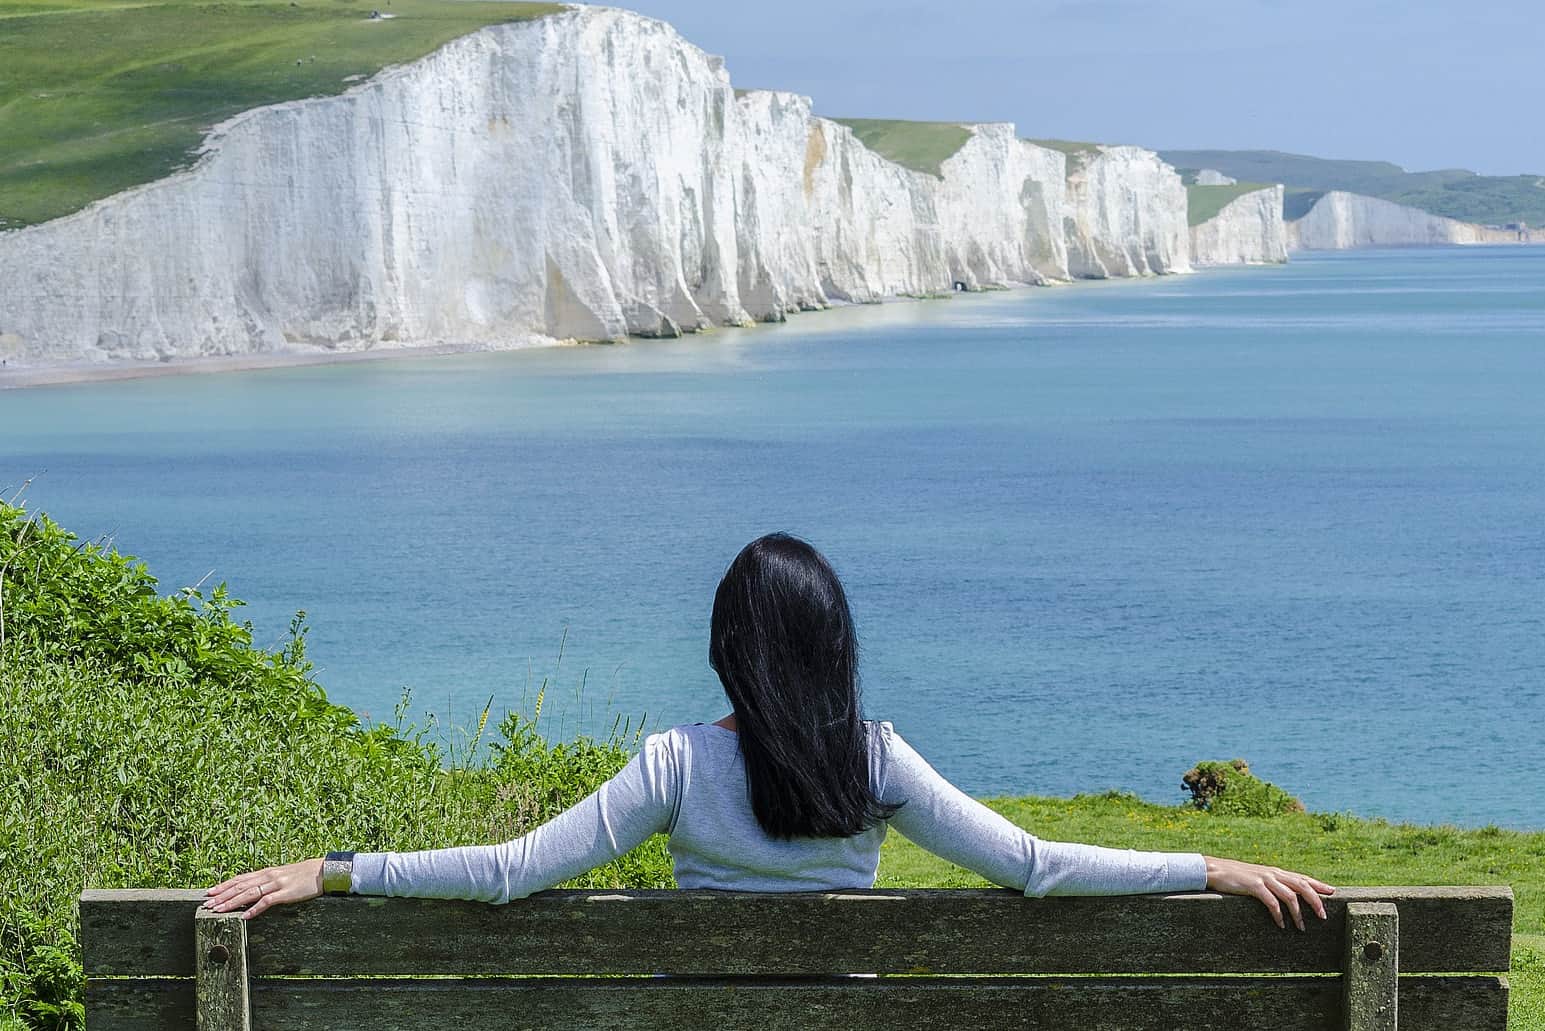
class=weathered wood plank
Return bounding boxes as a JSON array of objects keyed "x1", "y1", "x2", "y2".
[
  {"x1": 80, "y1": 886, "x2": 1514, "y2": 977},
  {"x1": 84, "y1": 978, "x2": 190, "y2": 1031},
  {"x1": 1344, "y1": 902, "x2": 1398, "y2": 1031},
  {"x1": 195, "y1": 910, "x2": 251, "y2": 1031},
  {"x1": 81, "y1": 975, "x2": 1510, "y2": 1031}
]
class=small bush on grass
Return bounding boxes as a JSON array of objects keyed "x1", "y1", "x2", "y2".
[{"x1": 1182, "y1": 759, "x2": 1305, "y2": 818}]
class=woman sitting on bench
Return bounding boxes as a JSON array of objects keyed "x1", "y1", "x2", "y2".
[{"x1": 204, "y1": 533, "x2": 1334, "y2": 930}]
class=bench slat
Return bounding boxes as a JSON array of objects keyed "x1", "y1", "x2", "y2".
[
  {"x1": 83, "y1": 974, "x2": 1509, "y2": 1031},
  {"x1": 80, "y1": 887, "x2": 1513, "y2": 977}
]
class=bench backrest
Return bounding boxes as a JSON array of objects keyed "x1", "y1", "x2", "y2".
[{"x1": 79, "y1": 886, "x2": 1512, "y2": 1030}]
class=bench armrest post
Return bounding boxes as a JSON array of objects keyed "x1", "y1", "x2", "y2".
[
  {"x1": 1344, "y1": 901, "x2": 1399, "y2": 1031},
  {"x1": 195, "y1": 909, "x2": 253, "y2": 1031}
]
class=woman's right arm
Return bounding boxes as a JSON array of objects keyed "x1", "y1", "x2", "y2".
[
  {"x1": 206, "y1": 730, "x2": 682, "y2": 918},
  {"x1": 880, "y1": 725, "x2": 1332, "y2": 929},
  {"x1": 350, "y1": 730, "x2": 681, "y2": 904}
]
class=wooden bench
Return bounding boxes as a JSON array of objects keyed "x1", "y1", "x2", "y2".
[{"x1": 80, "y1": 885, "x2": 1513, "y2": 1030}]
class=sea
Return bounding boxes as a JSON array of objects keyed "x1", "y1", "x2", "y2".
[{"x1": 4, "y1": 246, "x2": 1542, "y2": 829}]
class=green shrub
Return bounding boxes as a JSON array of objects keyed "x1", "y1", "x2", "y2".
[
  {"x1": 1181, "y1": 759, "x2": 1305, "y2": 818},
  {"x1": 0, "y1": 501, "x2": 670, "y2": 1029}
]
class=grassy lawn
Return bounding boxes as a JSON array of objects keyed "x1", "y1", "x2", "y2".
[
  {"x1": 1186, "y1": 181, "x2": 1277, "y2": 226},
  {"x1": 0, "y1": 0, "x2": 559, "y2": 228},
  {"x1": 877, "y1": 791, "x2": 1544, "y2": 1029},
  {"x1": 830, "y1": 117, "x2": 972, "y2": 177}
]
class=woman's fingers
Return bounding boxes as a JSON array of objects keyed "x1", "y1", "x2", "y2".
[
  {"x1": 242, "y1": 890, "x2": 280, "y2": 921},
  {"x1": 206, "y1": 869, "x2": 266, "y2": 896},
  {"x1": 202, "y1": 860, "x2": 324, "y2": 920},
  {"x1": 1205, "y1": 857, "x2": 1337, "y2": 932},
  {"x1": 1251, "y1": 883, "x2": 1285, "y2": 929},
  {"x1": 203, "y1": 878, "x2": 266, "y2": 913},
  {"x1": 1292, "y1": 876, "x2": 1330, "y2": 920},
  {"x1": 1266, "y1": 876, "x2": 1305, "y2": 931}
]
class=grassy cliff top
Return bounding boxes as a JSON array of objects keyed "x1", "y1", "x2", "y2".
[
  {"x1": 830, "y1": 118, "x2": 973, "y2": 177},
  {"x1": 0, "y1": 0, "x2": 559, "y2": 229},
  {"x1": 1161, "y1": 148, "x2": 1545, "y2": 227},
  {"x1": 1023, "y1": 138, "x2": 1108, "y2": 178},
  {"x1": 1186, "y1": 181, "x2": 1277, "y2": 226},
  {"x1": 1025, "y1": 138, "x2": 1104, "y2": 158}
]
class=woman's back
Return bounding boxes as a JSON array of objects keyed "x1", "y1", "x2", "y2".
[{"x1": 668, "y1": 721, "x2": 889, "y2": 891}]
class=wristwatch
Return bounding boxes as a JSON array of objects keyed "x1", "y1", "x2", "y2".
[{"x1": 322, "y1": 851, "x2": 356, "y2": 896}]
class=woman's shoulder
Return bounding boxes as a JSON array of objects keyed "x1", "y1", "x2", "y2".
[
  {"x1": 642, "y1": 721, "x2": 736, "y2": 760},
  {"x1": 862, "y1": 718, "x2": 896, "y2": 747}
]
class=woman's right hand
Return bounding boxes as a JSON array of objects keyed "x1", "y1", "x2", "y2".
[{"x1": 1204, "y1": 856, "x2": 1335, "y2": 931}]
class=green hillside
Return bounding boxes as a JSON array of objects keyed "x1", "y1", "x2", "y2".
[
  {"x1": 0, "y1": 0, "x2": 559, "y2": 229},
  {"x1": 1161, "y1": 149, "x2": 1545, "y2": 227},
  {"x1": 830, "y1": 118, "x2": 972, "y2": 177}
]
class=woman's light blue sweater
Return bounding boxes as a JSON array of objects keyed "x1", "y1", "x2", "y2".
[{"x1": 351, "y1": 721, "x2": 1208, "y2": 901}]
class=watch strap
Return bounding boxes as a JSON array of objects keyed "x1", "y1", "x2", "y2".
[{"x1": 322, "y1": 851, "x2": 356, "y2": 896}]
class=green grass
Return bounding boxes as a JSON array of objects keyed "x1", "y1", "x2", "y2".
[
  {"x1": 1186, "y1": 182, "x2": 1276, "y2": 227},
  {"x1": 830, "y1": 118, "x2": 972, "y2": 178},
  {"x1": 0, "y1": 0, "x2": 559, "y2": 228},
  {"x1": 1159, "y1": 149, "x2": 1545, "y2": 227},
  {"x1": 878, "y1": 790, "x2": 1543, "y2": 1029},
  {"x1": 3, "y1": 499, "x2": 1540, "y2": 1028}
]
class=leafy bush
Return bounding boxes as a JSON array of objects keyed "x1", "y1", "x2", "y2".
[
  {"x1": 0, "y1": 501, "x2": 670, "y2": 1029},
  {"x1": 1181, "y1": 759, "x2": 1305, "y2": 818}
]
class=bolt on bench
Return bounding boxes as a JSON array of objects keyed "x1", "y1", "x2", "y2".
[{"x1": 79, "y1": 886, "x2": 1512, "y2": 1030}]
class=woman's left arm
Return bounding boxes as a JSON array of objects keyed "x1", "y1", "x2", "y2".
[{"x1": 203, "y1": 730, "x2": 681, "y2": 920}]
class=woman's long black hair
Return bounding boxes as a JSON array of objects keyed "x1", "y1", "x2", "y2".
[{"x1": 709, "y1": 533, "x2": 901, "y2": 839}]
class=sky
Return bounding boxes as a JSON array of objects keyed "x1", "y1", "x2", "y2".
[{"x1": 621, "y1": 0, "x2": 1542, "y2": 176}]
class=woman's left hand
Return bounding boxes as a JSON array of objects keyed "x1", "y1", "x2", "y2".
[
  {"x1": 1204, "y1": 855, "x2": 1335, "y2": 931},
  {"x1": 202, "y1": 858, "x2": 324, "y2": 920}
]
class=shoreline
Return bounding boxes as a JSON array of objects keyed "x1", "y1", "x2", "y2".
[
  {"x1": 0, "y1": 285, "x2": 1035, "y2": 392},
  {"x1": 0, "y1": 338, "x2": 572, "y2": 391},
  {"x1": 7, "y1": 242, "x2": 1532, "y2": 393},
  {"x1": 0, "y1": 268, "x2": 1214, "y2": 391}
]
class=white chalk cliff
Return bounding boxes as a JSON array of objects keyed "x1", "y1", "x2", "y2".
[
  {"x1": 1061, "y1": 146, "x2": 1191, "y2": 279},
  {"x1": 0, "y1": 6, "x2": 1243, "y2": 367},
  {"x1": 1193, "y1": 169, "x2": 1236, "y2": 186},
  {"x1": 1287, "y1": 191, "x2": 1531, "y2": 250},
  {"x1": 1190, "y1": 185, "x2": 1288, "y2": 266}
]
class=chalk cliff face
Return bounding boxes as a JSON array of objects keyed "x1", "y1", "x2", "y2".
[
  {"x1": 1062, "y1": 146, "x2": 1191, "y2": 279},
  {"x1": 0, "y1": 6, "x2": 1208, "y2": 367},
  {"x1": 731, "y1": 94, "x2": 1071, "y2": 315},
  {"x1": 1190, "y1": 185, "x2": 1287, "y2": 266},
  {"x1": 1287, "y1": 191, "x2": 1527, "y2": 250}
]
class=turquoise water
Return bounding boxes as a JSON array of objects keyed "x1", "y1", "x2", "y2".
[{"x1": 4, "y1": 247, "x2": 1542, "y2": 828}]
